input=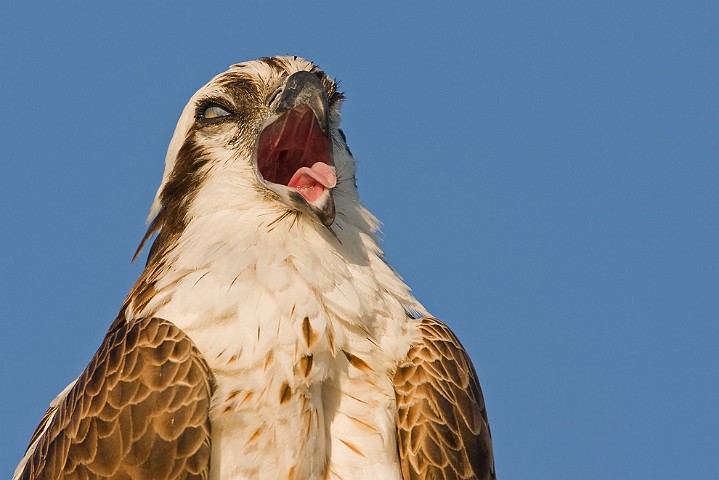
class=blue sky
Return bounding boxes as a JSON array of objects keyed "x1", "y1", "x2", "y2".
[{"x1": 1, "y1": 2, "x2": 717, "y2": 478}]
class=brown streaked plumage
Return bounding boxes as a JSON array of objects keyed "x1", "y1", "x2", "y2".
[
  {"x1": 16, "y1": 317, "x2": 213, "y2": 480},
  {"x1": 394, "y1": 317, "x2": 496, "y2": 480}
]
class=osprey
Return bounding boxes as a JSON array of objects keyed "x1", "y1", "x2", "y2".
[{"x1": 15, "y1": 56, "x2": 495, "y2": 480}]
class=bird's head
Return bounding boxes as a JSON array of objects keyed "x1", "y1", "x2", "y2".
[{"x1": 137, "y1": 56, "x2": 363, "y2": 261}]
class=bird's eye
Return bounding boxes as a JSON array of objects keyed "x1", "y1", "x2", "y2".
[{"x1": 199, "y1": 103, "x2": 232, "y2": 121}]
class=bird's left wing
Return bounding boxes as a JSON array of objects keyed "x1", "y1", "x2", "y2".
[
  {"x1": 393, "y1": 317, "x2": 496, "y2": 480},
  {"x1": 15, "y1": 317, "x2": 213, "y2": 480}
]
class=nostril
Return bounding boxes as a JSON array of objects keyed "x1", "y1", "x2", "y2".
[{"x1": 267, "y1": 87, "x2": 283, "y2": 108}]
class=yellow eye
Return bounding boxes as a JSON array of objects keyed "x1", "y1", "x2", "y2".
[{"x1": 202, "y1": 104, "x2": 231, "y2": 120}]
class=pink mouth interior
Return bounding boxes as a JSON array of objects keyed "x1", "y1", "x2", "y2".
[{"x1": 257, "y1": 105, "x2": 336, "y2": 204}]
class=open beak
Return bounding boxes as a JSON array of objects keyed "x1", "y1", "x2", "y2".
[{"x1": 256, "y1": 71, "x2": 336, "y2": 226}]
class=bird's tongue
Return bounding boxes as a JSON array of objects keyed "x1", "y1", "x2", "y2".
[{"x1": 287, "y1": 162, "x2": 337, "y2": 204}]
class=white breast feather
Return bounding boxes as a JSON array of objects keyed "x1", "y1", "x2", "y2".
[{"x1": 123, "y1": 144, "x2": 427, "y2": 479}]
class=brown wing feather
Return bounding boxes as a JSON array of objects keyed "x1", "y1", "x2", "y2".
[
  {"x1": 394, "y1": 317, "x2": 496, "y2": 480},
  {"x1": 17, "y1": 317, "x2": 213, "y2": 480}
]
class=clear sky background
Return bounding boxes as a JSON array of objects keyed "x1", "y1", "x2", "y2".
[{"x1": 1, "y1": 2, "x2": 717, "y2": 478}]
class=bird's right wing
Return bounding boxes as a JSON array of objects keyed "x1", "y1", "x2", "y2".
[{"x1": 15, "y1": 317, "x2": 213, "y2": 480}]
